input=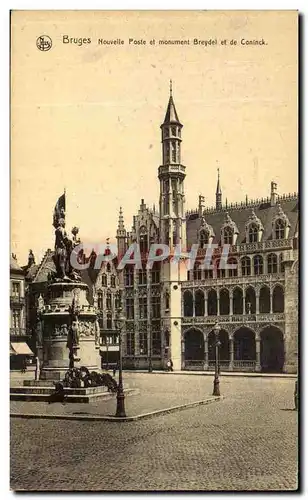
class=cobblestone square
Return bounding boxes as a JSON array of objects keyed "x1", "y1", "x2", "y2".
[{"x1": 10, "y1": 374, "x2": 298, "y2": 491}]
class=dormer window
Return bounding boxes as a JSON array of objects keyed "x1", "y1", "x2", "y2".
[
  {"x1": 275, "y1": 219, "x2": 285, "y2": 240},
  {"x1": 199, "y1": 230, "x2": 209, "y2": 248},
  {"x1": 272, "y1": 204, "x2": 290, "y2": 240},
  {"x1": 223, "y1": 226, "x2": 233, "y2": 245},
  {"x1": 198, "y1": 216, "x2": 214, "y2": 247},
  {"x1": 221, "y1": 212, "x2": 238, "y2": 246},
  {"x1": 248, "y1": 224, "x2": 258, "y2": 243},
  {"x1": 245, "y1": 209, "x2": 264, "y2": 243}
]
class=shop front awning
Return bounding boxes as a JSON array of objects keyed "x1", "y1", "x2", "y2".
[{"x1": 10, "y1": 342, "x2": 34, "y2": 356}]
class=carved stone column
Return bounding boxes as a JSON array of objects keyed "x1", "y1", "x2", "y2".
[
  {"x1": 203, "y1": 335, "x2": 208, "y2": 371},
  {"x1": 270, "y1": 289, "x2": 273, "y2": 314},
  {"x1": 242, "y1": 292, "x2": 246, "y2": 316},
  {"x1": 255, "y1": 336, "x2": 261, "y2": 372},
  {"x1": 229, "y1": 292, "x2": 233, "y2": 316},
  {"x1": 229, "y1": 336, "x2": 234, "y2": 370},
  {"x1": 204, "y1": 294, "x2": 208, "y2": 317},
  {"x1": 181, "y1": 337, "x2": 185, "y2": 370},
  {"x1": 256, "y1": 291, "x2": 260, "y2": 315},
  {"x1": 193, "y1": 289, "x2": 196, "y2": 317}
]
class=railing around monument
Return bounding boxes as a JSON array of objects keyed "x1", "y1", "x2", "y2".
[{"x1": 184, "y1": 359, "x2": 256, "y2": 371}]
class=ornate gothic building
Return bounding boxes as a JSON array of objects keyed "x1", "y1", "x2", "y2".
[{"x1": 117, "y1": 87, "x2": 299, "y2": 373}]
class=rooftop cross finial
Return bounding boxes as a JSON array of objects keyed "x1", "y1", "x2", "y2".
[{"x1": 170, "y1": 79, "x2": 173, "y2": 97}]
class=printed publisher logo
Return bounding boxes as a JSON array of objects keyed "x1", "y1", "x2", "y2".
[{"x1": 36, "y1": 35, "x2": 52, "y2": 52}]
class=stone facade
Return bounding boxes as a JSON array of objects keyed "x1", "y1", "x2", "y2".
[{"x1": 118, "y1": 87, "x2": 298, "y2": 373}]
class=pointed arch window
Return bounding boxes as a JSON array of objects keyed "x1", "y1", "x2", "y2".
[
  {"x1": 102, "y1": 274, "x2": 107, "y2": 286},
  {"x1": 193, "y1": 262, "x2": 202, "y2": 281},
  {"x1": 139, "y1": 268, "x2": 147, "y2": 285},
  {"x1": 171, "y1": 141, "x2": 176, "y2": 162},
  {"x1": 97, "y1": 291, "x2": 103, "y2": 310},
  {"x1": 151, "y1": 262, "x2": 160, "y2": 284},
  {"x1": 267, "y1": 253, "x2": 278, "y2": 274},
  {"x1": 106, "y1": 291, "x2": 112, "y2": 310},
  {"x1": 124, "y1": 266, "x2": 134, "y2": 287},
  {"x1": 228, "y1": 258, "x2": 238, "y2": 277},
  {"x1": 279, "y1": 253, "x2": 284, "y2": 273},
  {"x1": 110, "y1": 275, "x2": 116, "y2": 287},
  {"x1": 253, "y1": 255, "x2": 263, "y2": 276},
  {"x1": 140, "y1": 233, "x2": 148, "y2": 254},
  {"x1": 241, "y1": 256, "x2": 251, "y2": 276},
  {"x1": 216, "y1": 259, "x2": 226, "y2": 279},
  {"x1": 107, "y1": 313, "x2": 112, "y2": 330}
]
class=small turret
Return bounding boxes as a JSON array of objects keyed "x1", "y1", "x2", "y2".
[
  {"x1": 270, "y1": 181, "x2": 278, "y2": 206},
  {"x1": 116, "y1": 207, "x2": 127, "y2": 257},
  {"x1": 216, "y1": 168, "x2": 222, "y2": 210}
]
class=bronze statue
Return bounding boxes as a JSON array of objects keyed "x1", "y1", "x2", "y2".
[{"x1": 52, "y1": 193, "x2": 81, "y2": 282}]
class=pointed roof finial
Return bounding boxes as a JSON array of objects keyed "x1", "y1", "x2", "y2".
[
  {"x1": 216, "y1": 167, "x2": 222, "y2": 195},
  {"x1": 162, "y1": 80, "x2": 181, "y2": 125}
]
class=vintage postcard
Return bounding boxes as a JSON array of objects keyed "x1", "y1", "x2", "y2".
[{"x1": 10, "y1": 10, "x2": 298, "y2": 492}]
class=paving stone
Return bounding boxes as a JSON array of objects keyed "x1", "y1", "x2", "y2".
[{"x1": 10, "y1": 374, "x2": 298, "y2": 491}]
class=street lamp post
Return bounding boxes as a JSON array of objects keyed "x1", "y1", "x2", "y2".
[
  {"x1": 148, "y1": 323, "x2": 153, "y2": 373},
  {"x1": 115, "y1": 290, "x2": 126, "y2": 418},
  {"x1": 212, "y1": 323, "x2": 221, "y2": 397}
]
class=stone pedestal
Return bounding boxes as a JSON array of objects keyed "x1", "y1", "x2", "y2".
[{"x1": 40, "y1": 282, "x2": 99, "y2": 380}]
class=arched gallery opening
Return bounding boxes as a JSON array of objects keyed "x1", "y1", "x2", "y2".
[
  {"x1": 184, "y1": 329, "x2": 204, "y2": 362},
  {"x1": 260, "y1": 326, "x2": 284, "y2": 372},
  {"x1": 234, "y1": 328, "x2": 256, "y2": 361},
  {"x1": 208, "y1": 329, "x2": 229, "y2": 363},
  {"x1": 183, "y1": 290, "x2": 193, "y2": 317}
]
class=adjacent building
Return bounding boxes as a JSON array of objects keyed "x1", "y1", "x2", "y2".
[{"x1": 10, "y1": 253, "x2": 34, "y2": 368}]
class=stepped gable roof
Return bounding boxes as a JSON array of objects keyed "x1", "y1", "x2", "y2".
[
  {"x1": 186, "y1": 198, "x2": 298, "y2": 248},
  {"x1": 10, "y1": 254, "x2": 24, "y2": 274},
  {"x1": 33, "y1": 249, "x2": 55, "y2": 283}
]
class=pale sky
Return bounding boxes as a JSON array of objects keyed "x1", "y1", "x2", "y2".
[{"x1": 11, "y1": 10, "x2": 298, "y2": 266}]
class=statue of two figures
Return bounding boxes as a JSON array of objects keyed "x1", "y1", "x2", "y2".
[{"x1": 52, "y1": 193, "x2": 82, "y2": 282}]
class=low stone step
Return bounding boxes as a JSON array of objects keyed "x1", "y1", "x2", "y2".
[
  {"x1": 10, "y1": 388, "x2": 138, "y2": 403},
  {"x1": 12, "y1": 385, "x2": 113, "y2": 396}
]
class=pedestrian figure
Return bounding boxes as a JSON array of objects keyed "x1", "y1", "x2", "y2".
[
  {"x1": 167, "y1": 359, "x2": 173, "y2": 372},
  {"x1": 48, "y1": 382, "x2": 66, "y2": 404},
  {"x1": 21, "y1": 358, "x2": 27, "y2": 373}
]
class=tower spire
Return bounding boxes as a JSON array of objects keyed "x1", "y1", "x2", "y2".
[
  {"x1": 170, "y1": 79, "x2": 173, "y2": 97},
  {"x1": 216, "y1": 167, "x2": 222, "y2": 210}
]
